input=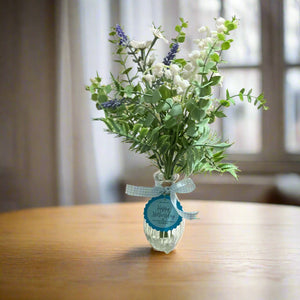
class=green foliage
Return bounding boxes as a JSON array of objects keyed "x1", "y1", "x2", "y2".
[{"x1": 86, "y1": 16, "x2": 268, "y2": 180}]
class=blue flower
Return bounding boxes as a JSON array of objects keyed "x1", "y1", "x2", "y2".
[
  {"x1": 163, "y1": 43, "x2": 179, "y2": 65},
  {"x1": 99, "y1": 98, "x2": 125, "y2": 109},
  {"x1": 115, "y1": 24, "x2": 128, "y2": 46}
]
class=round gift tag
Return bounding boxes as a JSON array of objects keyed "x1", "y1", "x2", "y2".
[{"x1": 144, "y1": 194, "x2": 183, "y2": 232}]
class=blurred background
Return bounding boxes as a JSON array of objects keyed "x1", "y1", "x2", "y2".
[{"x1": 1, "y1": 0, "x2": 300, "y2": 212}]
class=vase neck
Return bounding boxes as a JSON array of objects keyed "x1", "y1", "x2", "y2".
[{"x1": 153, "y1": 171, "x2": 179, "y2": 187}]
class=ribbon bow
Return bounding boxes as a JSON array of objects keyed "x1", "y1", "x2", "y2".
[{"x1": 125, "y1": 177, "x2": 199, "y2": 220}]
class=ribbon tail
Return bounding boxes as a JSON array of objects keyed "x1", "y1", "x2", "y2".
[{"x1": 170, "y1": 192, "x2": 199, "y2": 220}]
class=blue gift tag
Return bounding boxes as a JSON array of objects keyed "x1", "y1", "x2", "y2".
[{"x1": 144, "y1": 194, "x2": 183, "y2": 232}]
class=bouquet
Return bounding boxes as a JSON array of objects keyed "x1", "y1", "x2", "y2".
[{"x1": 86, "y1": 17, "x2": 268, "y2": 253}]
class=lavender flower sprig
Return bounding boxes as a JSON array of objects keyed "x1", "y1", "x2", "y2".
[
  {"x1": 100, "y1": 98, "x2": 125, "y2": 109},
  {"x1": 115, "y1": 24, "x2": 128, "y2": 46},
  {"x1": 163, "y1": 43, "x2": 179, "y2": 65}
]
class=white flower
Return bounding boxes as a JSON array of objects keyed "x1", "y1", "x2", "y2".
[
  {"x1": 174, "y1": 75, "x2": 189, "y2": 91},
  {"x1": 164, "y1": 69, "x2": 172, "y2": 79},
  {"x1": 216, "y1": 17, "x2": 225, "y2": 26},
  {"x1": 147, "y1": 53, "x2": 156, "y2": 65},
  {"x1": 169, "y1": 64, "x2": 180, "y2": 75},
  {"x1": 205, "y1": 37, "x2": 213, "y2": 45},
  {"x1": 210, "y1": 30, "x2": 218, "y2": 38},
  {"x1": 143, "y1": 74, "x2": 155, "y2": 84},
  {"x1": 200, "y1": 50, "x2": 207, "y2": 58},
  {"x1": 177, "y1": 87, "x2": 184, "y2": 95},
  {"x1": 129, "y1": 40, "x2": 152, "y2": 49},
  {"x1": 184, "y1": 63, "x2": 193, "y2": 72},
  {"x1": 217, "y1": 24, "x2": 226, "y2": 33},
  {"x1": 181, "y1": 71, "x2": 189, "y2": 80},
  {"x1": 174, "y1": 75, "x2": 182, "y2": 85},
  {"x1": 151, "y1": 25, "x2": 169, "y2": 43},
  {"x1": 198, "y1": 26, "x2": 207, "y2": 33},
  {"x1": 179, "y1": 79, "x2": 189, "y2": 90},
  {"x1": 198, "y1": 40, "x2": 206, "y2": 49},
  {"x1": 188, "y1": 50, "x2": 201, "y2": 61},
  {"x1": 152, "y1": 63, "x2": 164, "y2": 77},
  {"x1": 181, "y1": 63, "x2": 194, "y2": 80}
]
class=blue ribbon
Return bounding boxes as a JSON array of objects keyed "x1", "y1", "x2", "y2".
[{"x1": 125, "y1": 177, "x2": 199, "y2": 220}]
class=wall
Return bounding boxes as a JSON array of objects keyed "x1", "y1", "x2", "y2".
[{"x1": 0, "y1": 0, "x2": 57, "y2": 211}]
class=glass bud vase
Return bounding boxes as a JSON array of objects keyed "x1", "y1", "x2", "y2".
[{"x1": 143, "y1": 171, "x2": 185, "y2": 254}]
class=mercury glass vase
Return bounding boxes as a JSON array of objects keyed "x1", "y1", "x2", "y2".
[{"x1": 143, "y1": 171, "x2": 185, "y2": 254}]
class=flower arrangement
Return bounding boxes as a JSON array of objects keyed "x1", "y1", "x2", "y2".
[{"x1": 86, "y1": 17, "x2": 268, "y2": 181}]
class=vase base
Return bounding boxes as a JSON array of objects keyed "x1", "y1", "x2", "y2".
[
  {"x1": 151, "y1": 246, "x2": 174, "y2": 254},
  {"x1": 143, "y1": 219, "x2": 185, "y2": 254}
]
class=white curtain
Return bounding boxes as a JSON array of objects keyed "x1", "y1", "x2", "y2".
[{"x1": 56, "y1": 0, "x2": 103, "y2": 205}]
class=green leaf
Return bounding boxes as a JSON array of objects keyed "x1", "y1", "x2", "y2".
[
  {"x1": 160, "y1": 142, "x2": 170, "y2": 154},
  {"x1": 166, "y1": 98, "x2": 173, "y2": 107},
  {"x1": 186, "y1": 123, "x2": 198, "y2": 137},
  {"x1": 210, "y1": 53, "x2": 220, "y2": 62},
  {"x1": 226, "y1": 22, "x2": 235, "y2": 31},
  {"x1": 91, "y1": 94, "x2": 98, "y2": 101},
  {"x1": 219, "y1": 100, "x2": 230, "y2": 107},
  {"x1": 143, "y1": 91, "x2": 153, "y2": 103},
  {"x1": 101, "y1": 118, "x2": 114, "y2": 131},
  {"x1": 159, "y1": 85, "x2": 172, "y2": 99},
  {"x1": 210, "y1": 76, "x2": 221, "y2": 86},
  {"x1": 217, "y1": 33, "x2": 226, "y2": 41},
  {"x1": 226, "y1": 89, "x2": 230, "y2": 99},
  {"x1": 175, "y1": 25, "x2": 181, "y2": 32},
  {"x1": 139, "y1": 128, "x2": 148, "y2": 140},
  {"x1": 165, "y1": 117, "x2": 178, "y2": 129},
  {"x1": 169, "y1": 104, "x2": 182, "y2": 116},
  {"x1": 122, "y1": 67, "x2": 132, "y2": 75},
  {"x1": 132, "y1": 124, "x2": 142, "y2": 136},
  {"x1": 144, "y1": 113, "x2": 155, "y2": 126},
  {"x1": 173, "y1": 58, "x2": 187, "y2": 67},
  {"x1": 152, "y1": 90, "x2": 161, "y2": 103},
  {"x1": 206, "y1": 61, "x2": 216, "y2": 69},
  {"x1": 97, "y1": 94, "x2": 108, "y2": 103},
  {"x1": 196, "y1": 59, "x2": 205, "y2": 67},
  {"x1": 257, "y1": 93, "x2": 264, "y2": 100},
  {"x1": 134, "y1": 83, "x2": 142, "y2": 92},
  {"x1": 186, "y1": 99, "x2": 197, "y2": 112},
  {"x1": 104, "y1": 85, "x2": 112, "y2": 94},
  {"x1": 191, "y1": 107, "x2": 206, "y2": 120},
  {"x1": 182, "y1": 22, "x2": 188, "y2": 28},
  {"x1": 215, "y1": 111, "x2": 227, "y2": 118},
  {"x1": 200, "y1": 86, "x2": 212, "y2": 97},
  {"x1": 178, "y1": 34, "x2": 185, "y2": 43},
  {"x1": 199, "y1": 99, "x2": 210, "y2": 110},
  {"x1": 148, "y1": 127, "x2": 160, "y2": 143},
  {"x1": 157, "y1": 102, "x2": 170, "y2": 112},
  {"x1": 221, "y1": 41, "x2": 231, "y2": 50}
]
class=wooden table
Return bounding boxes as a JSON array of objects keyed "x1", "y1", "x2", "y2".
[{"x1": 0, "y1": 201, "x2": 300, "y2": 300}]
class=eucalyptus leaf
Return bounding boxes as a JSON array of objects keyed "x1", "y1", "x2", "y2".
[{"x1": 169, "y1": 104, "x2": 182, "y2": 117}]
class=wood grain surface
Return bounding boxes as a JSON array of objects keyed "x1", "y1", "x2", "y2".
[{"x1": 0, "y1": 201, "x2": 300, "y2": 300}]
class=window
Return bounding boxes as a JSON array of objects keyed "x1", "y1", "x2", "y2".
[
  {"x1": 179, "y1": 0, "x2": 300, "y2": 173},
  {"x1": 284, "y1": 0, "x2": 300, "y2": 153}
]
